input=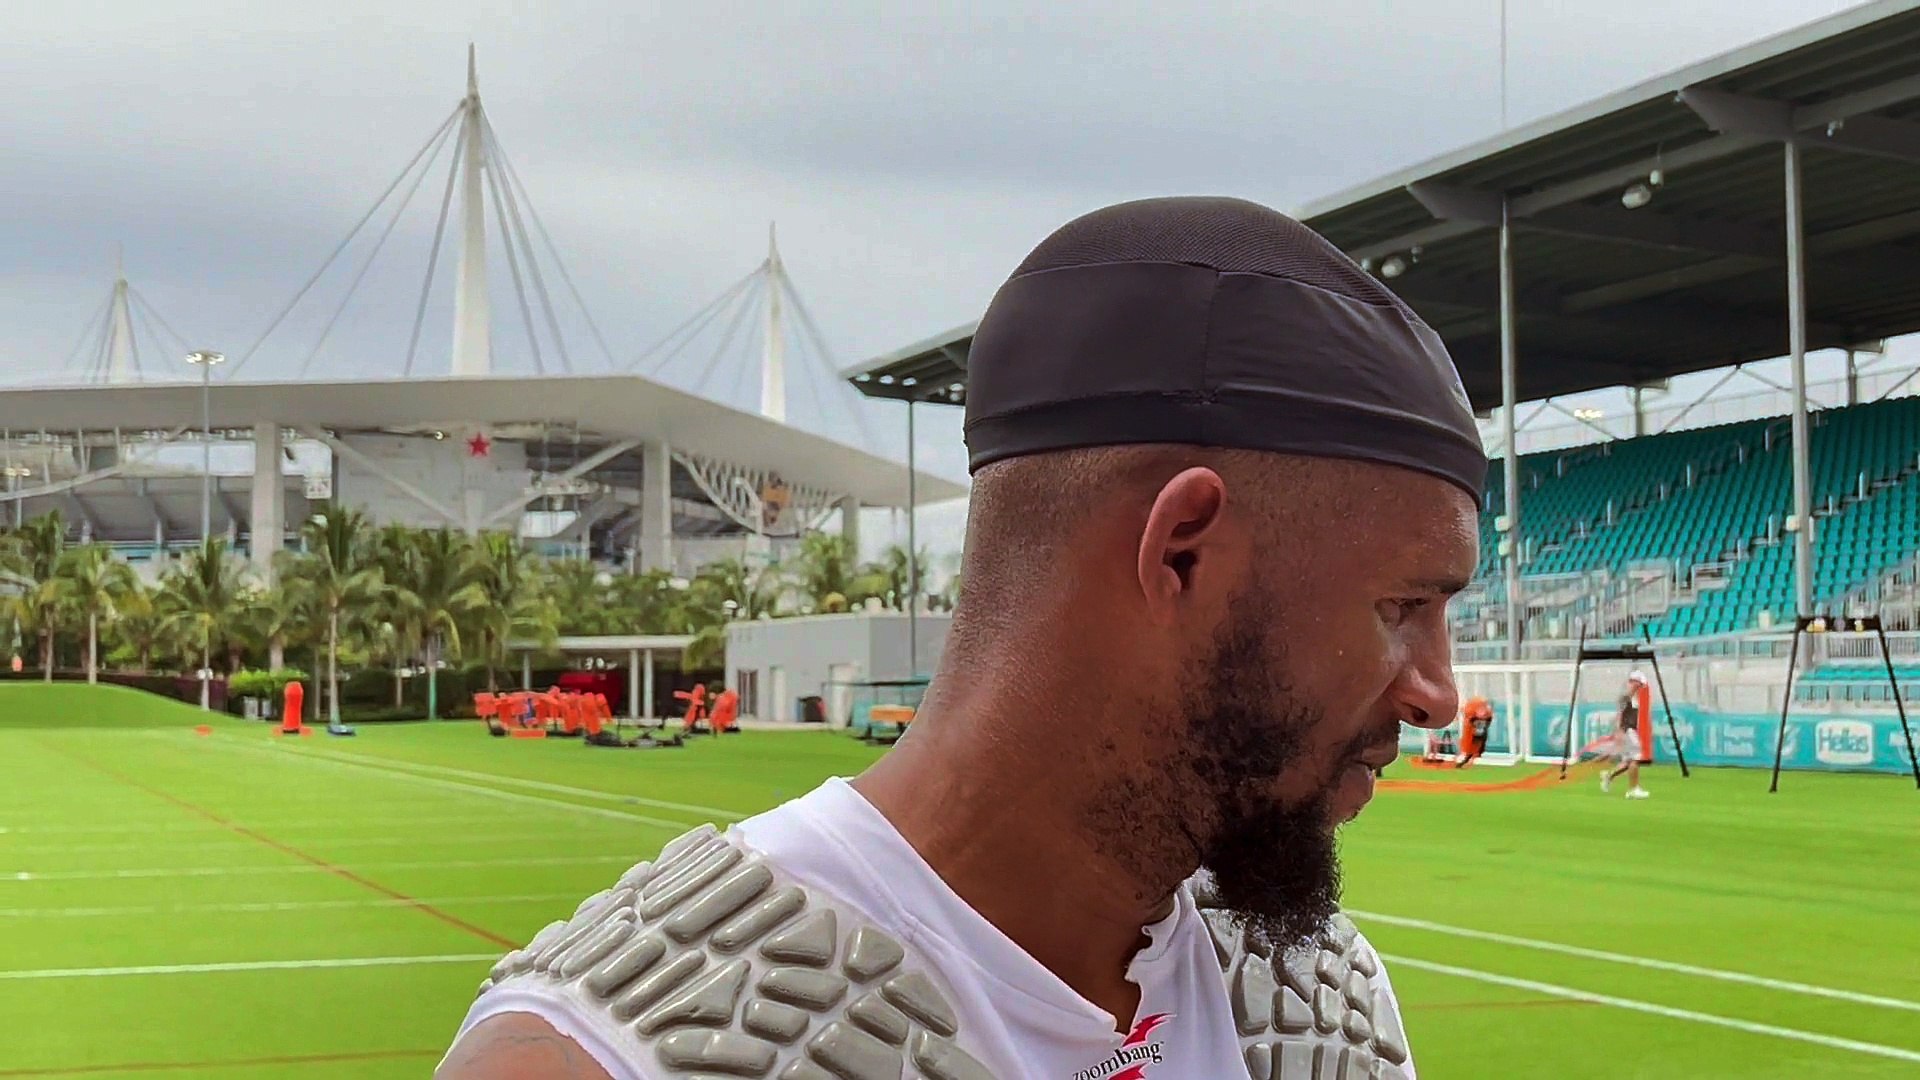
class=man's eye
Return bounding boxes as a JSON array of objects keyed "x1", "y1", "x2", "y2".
[{"x1": 1380, "y1": 598, "x2": 1428, "y2": 623}]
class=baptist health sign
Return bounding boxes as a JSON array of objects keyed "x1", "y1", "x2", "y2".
[{"x1": 1521, "y1": 705, "x2": 1918, "y2": 774}]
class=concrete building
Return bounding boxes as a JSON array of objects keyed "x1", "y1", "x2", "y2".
[{"x1": 724, "y1": 611, "x2": 951, "y2": 725}]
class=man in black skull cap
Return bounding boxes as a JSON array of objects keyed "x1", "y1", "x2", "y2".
[{"x1": 439, "y1": 196, "x2": 1480, "y2": 1080}]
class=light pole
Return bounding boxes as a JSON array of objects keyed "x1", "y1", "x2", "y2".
[{"x1": 184, "y1": 351, "x2": 226, "y2": 545}]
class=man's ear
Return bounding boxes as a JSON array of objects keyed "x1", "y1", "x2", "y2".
[{"x1": 1136, "y1": 467, "x2": 1228, "y2": 624}]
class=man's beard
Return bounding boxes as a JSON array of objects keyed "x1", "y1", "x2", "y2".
[{"x1": 1183, "y1": 598, "x2": 1342, "y2": 953}]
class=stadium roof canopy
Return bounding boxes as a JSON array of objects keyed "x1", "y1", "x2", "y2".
[
  {"x1": 0, "y1": 374, "x2": 964, "y2": 508},
  {"x1": 845, "y1": 0, "x2": 1920, "y2": 412}
]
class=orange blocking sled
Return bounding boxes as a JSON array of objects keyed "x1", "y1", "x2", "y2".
[{"x1": 279, "y1": 681, "x2": 305, "y2": 735}]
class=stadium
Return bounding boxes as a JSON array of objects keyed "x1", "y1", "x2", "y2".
[{"x1": 5, "y1": 4, "x2": 1920, "y2": 1080}]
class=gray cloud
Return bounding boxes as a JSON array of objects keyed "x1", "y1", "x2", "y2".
[{"x1": 0, "y1": 0, "x2": 1864, "y2": 552}]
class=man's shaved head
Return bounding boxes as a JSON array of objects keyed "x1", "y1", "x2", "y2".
[{"x1": 939, "y1": 445, "x2": 1476, "y2": 949}]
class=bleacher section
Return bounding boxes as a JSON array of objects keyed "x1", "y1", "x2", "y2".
[
  {"x1": 1796, "y1": 663, "x2": 1920, "y2": 704},
  {"x1": 1481, "y1": 397, "x2": 1920, "y2": 639}
]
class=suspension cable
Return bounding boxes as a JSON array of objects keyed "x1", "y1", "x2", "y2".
[
  {"x1": 297, "y1": 114, "x2": 459, "y2": 377},
  {"x1": 228, "y1": 103, "x2": 462, "y2": 379},
  {"x1": 62, "y1": 287, "x2": 115, "y2": 380},
  {"x1": 633, "y1": 269, "x2": 760, "y2": 376},
  {"x1": 483, "y1": 119, "x2": 572, "y2": 373},
  {"x1": 403, "y1": 113, "x2": 470, "y2": 377},
  {"x1": 481, "y1": 138, "x2": 545, "y2": 375},
  {"x1": 697, "y1": 286, "x2": 763, "y2": 399},
  {"x1": 489, "y1": 125, "x2": 618, "y2": 371}
]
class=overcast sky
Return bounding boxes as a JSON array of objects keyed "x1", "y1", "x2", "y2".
[{"x1": 0, "y1": 0, "x2": 1872, "y2": 554}]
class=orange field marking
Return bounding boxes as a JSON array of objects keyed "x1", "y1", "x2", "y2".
[{"x1": 1381, "y1": 762, "x2": 1599, "y2": 794}]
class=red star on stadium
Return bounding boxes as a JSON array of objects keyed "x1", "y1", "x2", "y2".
[{"x1": 467, "y1": 432, "x2": 491, "y2": 458}]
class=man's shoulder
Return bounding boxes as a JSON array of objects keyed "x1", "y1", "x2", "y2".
[{"x1": 448, "y1": 823, "x2": 995, "y2": 1079}]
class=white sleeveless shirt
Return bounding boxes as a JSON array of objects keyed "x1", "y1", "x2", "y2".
[{"x1": 451, "y1": 777, "x2": 1416, "y2": 1079}]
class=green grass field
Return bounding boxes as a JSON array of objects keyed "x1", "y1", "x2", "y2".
[{"x1": 2, "y1": 684, "x2": 1915, "y2": 1078}]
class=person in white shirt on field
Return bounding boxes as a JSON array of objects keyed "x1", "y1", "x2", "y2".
[
  {"x1": 438, "y1": 197, "x2": 1484, "y2": 1080},
  {"x1": 1600, "y1": 671, "x2": 1653, "y2": 799}
]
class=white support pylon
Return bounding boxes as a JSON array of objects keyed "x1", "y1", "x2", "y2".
[
  {"x1": 450, "y1": 44, "x2": 493, "y2": 377},
  {"x1": 105, "y1": 249, "x2": 136, "y2": 384},
  {"x1": 760, "y1": 222, "x2": 786, "y2": 422}
]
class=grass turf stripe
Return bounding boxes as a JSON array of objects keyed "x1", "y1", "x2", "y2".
[
  {"x1": 1389, "y1": 955, "x2": 1920, "y2": 1065},
  {"x1": 37, "y1": 746, "x2": 522, "y2": 949},
  {"x1": 0, "y1": 954, "x2": 495, "y2": 980},
  {"x1": 0, "y1": 893, "x2": 581, "y2": 919},
  {"x1": 0, "y1": 1047, "x2": 442, "y2": 1076},
  {"x1": 1356, "y1": 909, "x2": 1920, "y2": 1014}
]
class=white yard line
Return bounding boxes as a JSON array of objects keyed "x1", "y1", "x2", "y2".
[
  {"x1": 189, "y1": 737, "x2": 705, "y2": 830},
  {"x1": 272, "y1": 744, "x2": 746, "y2": 821},
  {"x1": 5, "y1": 854, "x2": 628, "y2": 881},
  {"x1": 0, "y1": 814, "x2": 511, "y2": 836},
  {"x1": 0, "y1": 892, "x2": 580, "y2": 919},
  {"x1": 4, "y1": 830, "x2": 594, "y2": 858},
  {"x1": 1387, "y1": 955, "x2": 1920, "y2": 1065},
  {"x1": 1354, "y1": 910, "x2": 1920, "y2": 1014},
  {"x1": 0, "y1": 953, "x2": 497, "y2": 981}
]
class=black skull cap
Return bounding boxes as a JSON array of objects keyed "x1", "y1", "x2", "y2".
[{"x1": 962, "y1": 196, "x2": 1486, "y2": 500}]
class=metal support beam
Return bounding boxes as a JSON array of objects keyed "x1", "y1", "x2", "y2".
[
  {"x1": 1347, "y1": 73, "x2": 1920, "y2": 265},
  {"x1": 628, "y1": 648, "x2": 641, "y2": 722},
  {"x1": 906, "y1": 398, "x2": 919, "y2": 674},
  {"x1": 639, "y1": 439, "x2": 673, "y2": 573},
  {"x1": 1525, "y1": 204, "x2": 1782, "y2": 260},
  {"x1": 1785, "y1": 142, "x2": 1814, "y2": 623},
  {"x1": 300, "y1": 426, "x2": 463, "y2": 527},
  {"x1": 250, "y1": 423, "x2": 284, "y2": 579},
  {"x1": 1499, "y1": 202, "x2": 1522, "y2": 662},
  {"x1": 479, "y1": 437, "x2": 640, "y2": 528},
  {"x1": 643, "y1": 648, "x2": 655, "y2": 721},
  {"x1": 839, "y1": 495, "x2": 861, "y2": 561},
  {"x1": 1683, "y1": 84, "x2": 1920, "y2": 165}
]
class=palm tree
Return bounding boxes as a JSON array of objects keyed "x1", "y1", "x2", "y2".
[
  {"x1": 372, "y1": 524, "x2": 427, "y2": 708},
  {"x1": 405, "y1": 528, "x2": 472, "y2": 718},
  {"x1": 54, "y1": 544, "x2": 137, "y2": 683},
  {"x1": 248, "y1": 567, "x2": 313, "y2": 674},
  {"x1": 608, "y1": 568, "x2": 685, "y2": 634},
  {"x1": 874, "y1": 543, "x2": 930, "y2": 613},
  {"x1": 678, "y1": 557, "x2": 782, "y2": 671},
  {"x1": 785, "y1": 532, "x2": 885, "y2": 614},
  {"x1": 455, "y1": 532, "x2": 557, "y2": 691},
  {"x1": 157, "y1": 538, "x2": 247, "y2": 707},
  {"x1": 283, "y1": 505, "x2": 384, "y2": 725},
  {"x1": 3, "y1": 511, "x2": 68, "y2": 680},
  {"x1": 543, "y1": 558, "x2": 615, "y2": 635},
  {"x1": 107, "y1": 578, "x2": 164, "y2": 672}
]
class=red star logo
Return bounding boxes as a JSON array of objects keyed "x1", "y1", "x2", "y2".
[{"x1": 467, "y1": 432, "x2": 491, "y2": 458}]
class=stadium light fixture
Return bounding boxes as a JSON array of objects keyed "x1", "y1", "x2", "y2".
[
  {"x1": 1621, "y1": 168, "x2": 1663, "y2": 210},
  {"x1": 1574, "y1": 407, "x2": 1605, "y2": 421},
  {"x1": 1379, "y1": 255, "x2": 1408, "y2": 279}
]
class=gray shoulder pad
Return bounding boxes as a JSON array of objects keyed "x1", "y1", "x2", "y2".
[
  {"x1": 1196, "y1": 901, "x2": 1413, "y2": 1080},
  {"x1": 480, "y1": 825, "x2": 995, "y2": 1080}
]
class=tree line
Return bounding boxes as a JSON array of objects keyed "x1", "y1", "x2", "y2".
[{"x1": 0, "y1": 505, "x2": 947, "y2": 719}]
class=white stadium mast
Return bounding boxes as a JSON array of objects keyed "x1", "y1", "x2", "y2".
[
  {"x1": 451, "y1": 45, "x2": 492, "y2": 378},
  {"x1": 760, "y1": 223, "x2": 785, "y2": 422}
]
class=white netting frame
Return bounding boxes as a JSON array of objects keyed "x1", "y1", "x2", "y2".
[{"x1": 1435, "y1": 659, "x2": 1662, "y2": 767}]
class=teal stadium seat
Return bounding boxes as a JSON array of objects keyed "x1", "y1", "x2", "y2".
[{"x1": 1475, "y1": 398, "x2": 1920, "y2": 639}]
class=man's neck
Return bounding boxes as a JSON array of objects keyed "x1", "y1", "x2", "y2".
[{"x1": 851, "y1": 676, "x2": 1183, "y2": 1029}]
